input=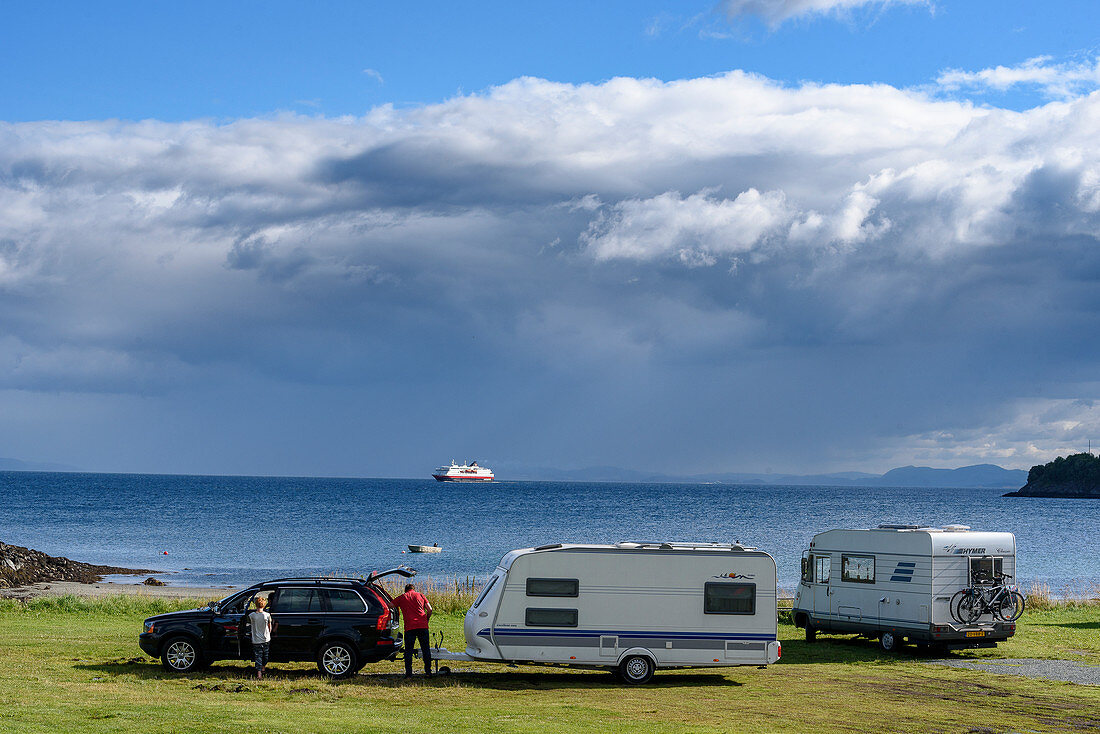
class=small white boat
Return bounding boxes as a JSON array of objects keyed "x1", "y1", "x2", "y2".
[{"x1": 408, "y1": 544, "x2": 442, "y2": 553}]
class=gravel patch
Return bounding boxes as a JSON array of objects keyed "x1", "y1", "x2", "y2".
[{"x1": 928, "y1": 658, "x2": 1100, "y2": 686}]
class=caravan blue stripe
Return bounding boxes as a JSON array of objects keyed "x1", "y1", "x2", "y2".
[{"x1": 478, "y1": 628, "x2": 776, "y2": 641}]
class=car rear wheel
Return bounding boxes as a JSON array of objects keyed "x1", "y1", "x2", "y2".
[
  {"x1": 318, "y1": 642, "x2": 358, "y2": 678},
  {"x1": 161, "y1": 636, "x2": 203, "y2": 673},
  {"x1": 618, "y1": 654, "x2": 655, "y2": 685}
]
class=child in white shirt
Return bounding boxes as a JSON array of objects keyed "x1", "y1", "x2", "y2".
[{"x1": 248, "y1": 595, "x2": 275, "y2": 679}]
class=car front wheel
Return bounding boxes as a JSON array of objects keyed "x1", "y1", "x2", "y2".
[
  {"x1": 161, "y1": 636, "x2": 204, "y2": 673},
  {"x1": 318, "y1": 642, "x2": 358, "y2": 678}
]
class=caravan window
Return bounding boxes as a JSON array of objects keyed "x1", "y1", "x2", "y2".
[
  {"x1": 814, "y1": 555, "x2": 831, "y2": 584},
  {"x1": 842, "y1": 555, "x2": 875, "y2": 584},
  {"x1": 703, "y1": 582, "x2": 756, "y2": 615},
  {"x1": 526, "y1": 578, "x2": 579, "y2": 597},
  {"x1": 801, "y1": 552, "x2": 812, "y2": 582},
  {"x1": 525, "y1": 608, "x2": 578, "y2": 627},
  {"x1": 473, "y1": 574, "x2": 499, "y2": 609},
  {"x1": 969, "y1": 557, "x2": 1003, "y2": 585}
]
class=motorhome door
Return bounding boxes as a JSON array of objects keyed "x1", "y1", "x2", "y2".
[{"x1": 812, "y1": 554, "x2": 832, "y2": 617}]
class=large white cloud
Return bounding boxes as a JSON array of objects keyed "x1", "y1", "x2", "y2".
[{"x1": 3, "y1": 69, "x2": 1100, "y2": 471}]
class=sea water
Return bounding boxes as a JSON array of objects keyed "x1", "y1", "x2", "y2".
[{"x1": 1, "y1": 471, "x2": 1096, "y2": 592}]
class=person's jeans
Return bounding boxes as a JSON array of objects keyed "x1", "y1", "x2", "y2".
[
  {"x1": 253, "y1": 642, "x2": 270, "y2": 671},
  {"x1": 403, "y1": 628, "x2": 431, "y2": 675}
]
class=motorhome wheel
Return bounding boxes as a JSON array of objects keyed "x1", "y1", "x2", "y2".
[
  {"x1": 878, "y1": 631, "x2": 901, "y2": 652},
  {"x1": 805, "y1": 625, "x2": 817, "y2": 642},
  {"x1": 618, "y1": 655, "x2": 655, "y2": 685}
]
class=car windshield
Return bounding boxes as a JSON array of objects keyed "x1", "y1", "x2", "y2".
[{"x1": 203, "y1": 590, "x2": 251, "y2": 612}]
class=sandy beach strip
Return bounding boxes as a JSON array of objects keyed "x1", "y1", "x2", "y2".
[{"x1": 0, "y1": 580, "x2": 237, "y2": 601}]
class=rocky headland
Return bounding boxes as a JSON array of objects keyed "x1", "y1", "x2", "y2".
[
  {"x1": 1004, "y1": 453, "x2": 1100, "y2": 498},
  {"x1": 0, "y1": 540, "x2": 156, "y2": 588}
]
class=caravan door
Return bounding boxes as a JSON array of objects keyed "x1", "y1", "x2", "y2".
[{"x1": 812, "y1": 554, "x2": 832, "y2": 619}]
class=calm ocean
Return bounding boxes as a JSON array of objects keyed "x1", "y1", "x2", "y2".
[{"x1": 1, "y1": 471, "x2": 1096, "y2": 593}]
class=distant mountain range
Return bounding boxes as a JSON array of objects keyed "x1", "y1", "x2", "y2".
[
  {"x1": 500, "y1": 463, "x2": 1028, "y2": 489},
  {"x1": 0, "y1": 457, "x2": 78, "y2": 472}
]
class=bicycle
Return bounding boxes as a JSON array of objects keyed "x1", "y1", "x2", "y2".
[{"x1": 949, "y1": 572, "x2": 1025, "y2": 624}]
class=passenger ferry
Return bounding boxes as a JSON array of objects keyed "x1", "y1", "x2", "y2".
[{"x1": 432, "y1": 460, "x2": 494, "y2": 482}]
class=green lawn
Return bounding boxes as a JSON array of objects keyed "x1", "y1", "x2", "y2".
[{"x1": 0, "y1": 596, "x2": 1097, "y2": 733}]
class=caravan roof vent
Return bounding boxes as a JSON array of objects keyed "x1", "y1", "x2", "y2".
[
  {"x1": 876, "y1": 523, "x2": 923, "y2": 530},
  {"x1": 942, "y1": 524, "x2": 971, "y2": 532}
]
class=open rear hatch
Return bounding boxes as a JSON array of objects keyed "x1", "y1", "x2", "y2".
[{"x1": 365, "y1": 566, "x2": 417, "y2": 641}]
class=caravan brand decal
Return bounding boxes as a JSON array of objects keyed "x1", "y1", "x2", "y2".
[
  {"x1": 889, "y1": 561, "x2": 915, "y2": 582},
  {"x1": 712, "y1": 572, "x2": 755, "y2": 580},
  {"x1": 943, "y1": 544, "x2": 987, "y2": 554}
]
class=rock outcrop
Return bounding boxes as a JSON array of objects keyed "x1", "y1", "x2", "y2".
[{"x1": 0, "y1": 541, "x2": 156, "y2": 588}]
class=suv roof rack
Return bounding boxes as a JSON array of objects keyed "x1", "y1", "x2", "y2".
[{"x1": 262, "y1": 577, "x2": 366, "y2": 585}]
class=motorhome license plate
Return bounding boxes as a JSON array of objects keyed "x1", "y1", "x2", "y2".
[{"x1": 966, "y1": 631, "x2": 985, "y2": 637}]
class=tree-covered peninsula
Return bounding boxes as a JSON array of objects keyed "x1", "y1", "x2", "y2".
[{"x1": 1003, "y1": 452, "x2": 1100, "y2": 498}]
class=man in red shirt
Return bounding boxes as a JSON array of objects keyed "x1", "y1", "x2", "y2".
[{"x1": 393, "y1": 583, "x2": 433, "y2": 678}]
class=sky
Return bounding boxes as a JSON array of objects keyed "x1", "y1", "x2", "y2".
[{"x1": 2, "y1": 0, "x2": 1100, "y2": 477}]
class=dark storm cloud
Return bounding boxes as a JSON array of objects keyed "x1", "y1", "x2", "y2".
[{"x1": 2, "y1": 72, "x2": 1100, "y2": 473}]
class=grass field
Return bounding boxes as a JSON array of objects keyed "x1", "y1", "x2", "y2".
[{"x1": 0, "y1": 594, "x2": 1097, "y2": 733}]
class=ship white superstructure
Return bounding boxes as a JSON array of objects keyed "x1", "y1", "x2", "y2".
[{"x1": 432, "y1": 460, "x2": 494, "y2": 482}]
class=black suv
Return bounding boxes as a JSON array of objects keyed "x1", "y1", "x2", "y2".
[{"x1": 138, "y1": 568, "x2": 414, "y2": 678}]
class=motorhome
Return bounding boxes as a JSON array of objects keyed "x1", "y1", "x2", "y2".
[
  {"x1": 792, "y1": 525, "x2": 1018, "y2": 651},
  {"x1": 432, "y1": 541, "x2": 781, "y2": 684}
]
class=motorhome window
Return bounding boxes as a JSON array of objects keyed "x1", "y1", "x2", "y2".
[
  {"x1": 322, "y1": 589, "x2": 367, "y2": 613},
  {"x1": 703, "y1": 582, "x2": 756, "y2": 615},
  {"x1": 814, "y1": 555, "x2": 831, "y2": 584},
  {"x1": 801, "y1": 553, "x2": 811, "y2": 582},
  {"x1": 969, "y1": 557, "x2": 1003, "y2": 584},
  {"x1": 473, "y1": 575, "x2": 499, "y2": 609},
  {"x1": 526, "y1": 578, "x2": 579, "y2": 597},
  {"x1": 842, "y1": 555, "x2": 875, "y2": 584},
  {"x1": 525, "y1": 608, "x2": 578, "y2": 627}
]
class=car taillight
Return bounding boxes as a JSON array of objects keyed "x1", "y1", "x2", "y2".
[
  {"x1": 777, "y1": 642, "x2": 782, "y2": 660},
  {"x1": 366, "y1": 587, "x2": 392, "y2": 631}
]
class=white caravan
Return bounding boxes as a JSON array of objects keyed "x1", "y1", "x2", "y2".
[
  {"x1": 432, "y1": 541, "x2": 780, "y2": 683},
  {"x1": 792, "y1": 525, "x2": 1018, "y2": 651}
]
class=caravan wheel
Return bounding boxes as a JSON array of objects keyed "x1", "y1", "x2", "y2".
[
  {"x1": 618, "y1": 655, "x2": 655, "y2": 685},
  {"x1": 805, "y1": 625, "x2": 817, "y2": 643}
]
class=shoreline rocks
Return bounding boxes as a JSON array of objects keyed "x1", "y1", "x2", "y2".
[{"x1": 0, "y1": 540, "x2": 157, "y2": 588}]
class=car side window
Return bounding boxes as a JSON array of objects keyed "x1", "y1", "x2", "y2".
[
  {"x1": 322, "y1": 589, "x2": 367, "y2": 613},
  {"x1": 273, "y1": 588, "x2": 318, "y2": 613}
]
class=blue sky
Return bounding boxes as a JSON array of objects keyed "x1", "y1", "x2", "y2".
[
  {"x1": 4, "y1": 1, "x2": 1099, "y2": 120},
  {"x1": 2, "y1": 1, "x2": 1100, "y2": 476}
]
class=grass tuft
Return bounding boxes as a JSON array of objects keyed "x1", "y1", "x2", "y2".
[{"x1": 0, "y1": 594, "x2": 213, "y2": 616}]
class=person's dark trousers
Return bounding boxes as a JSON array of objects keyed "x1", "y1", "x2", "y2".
[
  {"x1": 404, "y1": 628, "x2": 431, "y2": 676},
  {"x1": 253, "y1": 642, "x2": 269, "y2": 672}
]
